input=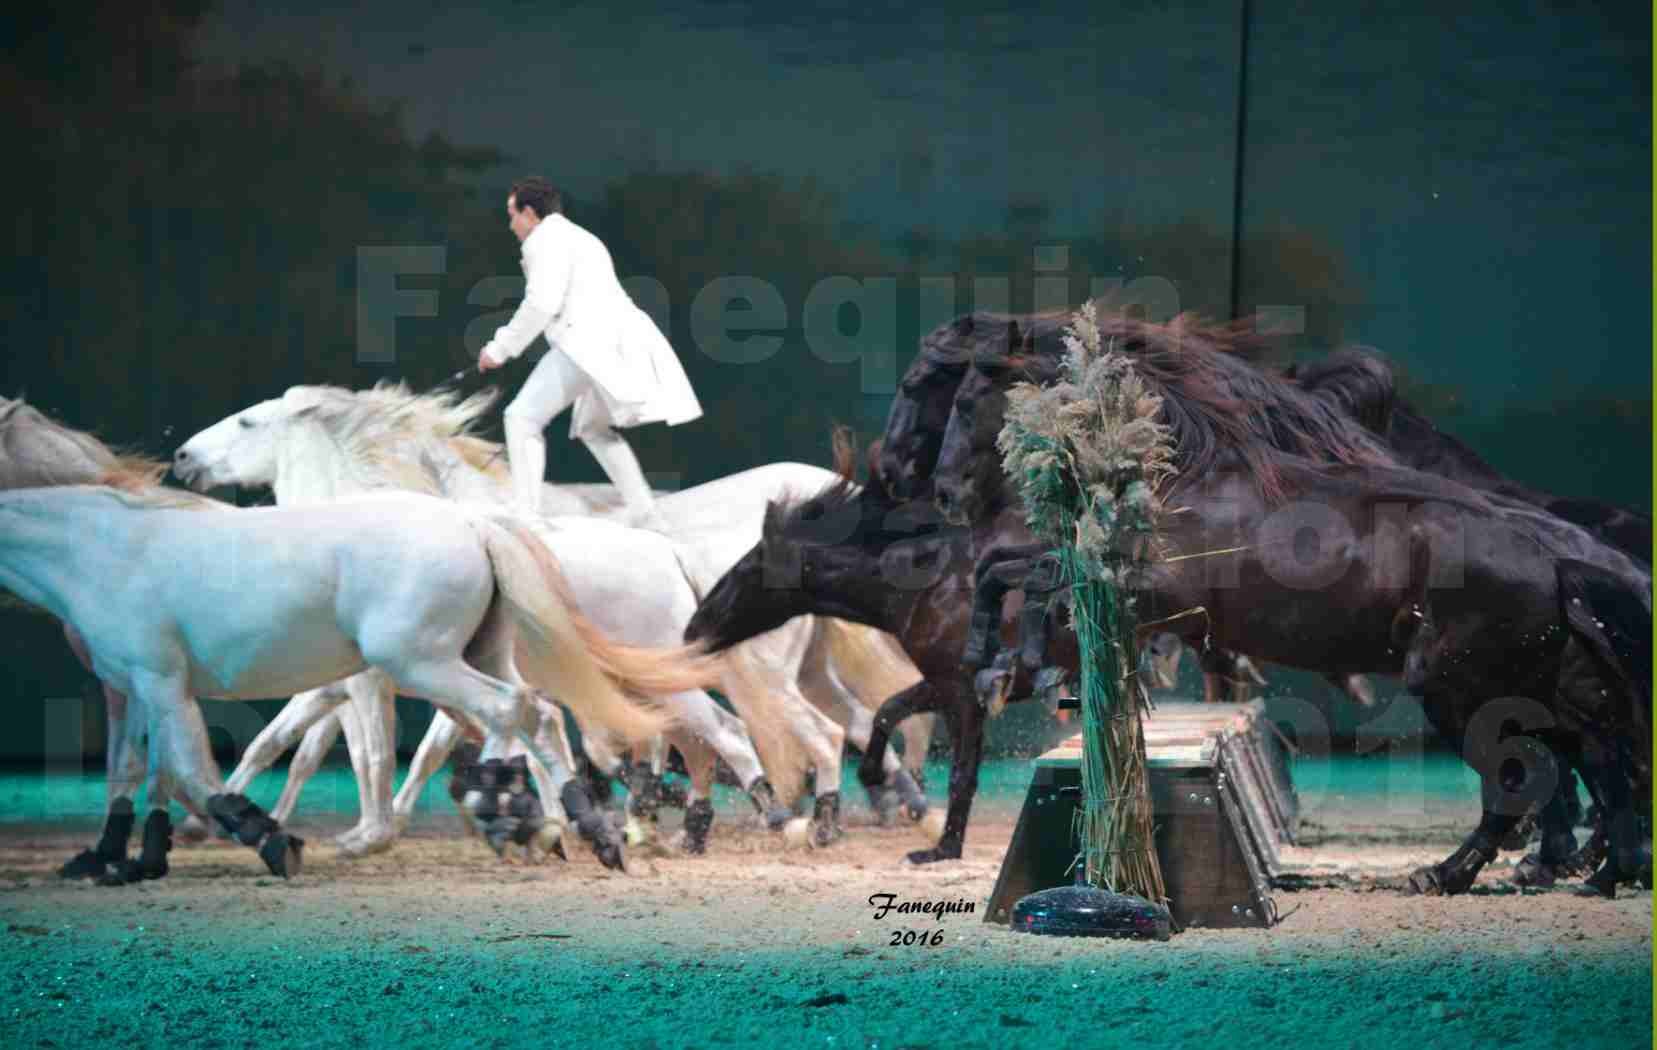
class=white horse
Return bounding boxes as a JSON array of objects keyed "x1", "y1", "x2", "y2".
[
  {"x1": 173, "y1": 383, "x2": 933, "y2": 852},
  {"x1": 0, "y1": 436, "x2": 722, "y2": 873},
  {"x1": 0, "y1": 397, "x2": 225, "y2": 881}
]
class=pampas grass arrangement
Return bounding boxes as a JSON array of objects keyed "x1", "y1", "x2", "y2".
[{"x1": 998, "y1": 299, "x2": 1171, "y2": 907}]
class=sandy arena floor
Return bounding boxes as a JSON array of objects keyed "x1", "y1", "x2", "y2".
[{"x1": 0, "y1": 770, "x2": 1650, "y2": 1050}]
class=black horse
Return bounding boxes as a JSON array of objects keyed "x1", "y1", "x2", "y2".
[
  {"x1": 931, "y1": 330, "x2": 1652, "y2": 896},
  {"x1": 1287, "y1": 348, "x2": 1651, "y2": 565}
]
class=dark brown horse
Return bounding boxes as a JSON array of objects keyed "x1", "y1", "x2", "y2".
[
  {"x1": 687, "y1": 311, "x2": 1394, "y2": 866},
  {"x1": 933, "y1": 341, "x2": 1652, "y2": 896},
  {"x1": 683, "y1": 467, "x2": 1077, "y2": 864}
]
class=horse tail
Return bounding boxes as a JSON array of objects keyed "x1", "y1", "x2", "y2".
[
  {"x1": 475, "y1": 515, "x2": 721, "y2": 745},
  {"x1": 1556, "y1": 558, "x2": 1652, "y2": 718}
]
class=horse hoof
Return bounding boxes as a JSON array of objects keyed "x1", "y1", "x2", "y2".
[
  {"x1": 58, "y1": 849, "x2": 110, "y2": 880},
  {"x1": 95, "y1": 861, "x2": 141, "y2": 887},
  {"x1": 781, "y1": 817, "x2": 812, "y2": 849},
  {"x1": 1407, "y1": 867, "x2": 1444, "y2": 896},
  {"x1": 812, "y1": 821, "x2": 844, "y2": 849},
  {"x1": 593, "y1": 840, "x2": 628, "y2": 872},
  {"x1": 259, "y1": 832, "x2": 304, "y2": 878},
  {"x1": 904, "y1": 846, "x2": 961, "y2": 865},
  {"x1": 920, "y1": 809, "x2": 947, "y2": 840},
  {"x1": 1511, "y1": 854, "x2": 1556, "y2": 887},
  {"x1": 338, "y1": 832, "x2": 394, "y2": 859},
  {"x1": 905, "y1": 800, "x2": 931, "y2": 823}
]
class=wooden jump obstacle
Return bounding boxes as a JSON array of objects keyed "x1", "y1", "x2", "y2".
[{"x1": 985, "y1": 699, "x2": 1296, "y2": 930}]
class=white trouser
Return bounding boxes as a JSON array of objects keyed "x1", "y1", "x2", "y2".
[{"x1": 501, "y1": 348, "x2": 655, "y2": 521}]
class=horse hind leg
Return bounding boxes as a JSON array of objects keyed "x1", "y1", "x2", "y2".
[{"x1": 132, "y1": 673, "x2": 304, "y2": 880}]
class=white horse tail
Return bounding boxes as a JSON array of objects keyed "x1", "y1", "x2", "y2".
[
  {"x1": 476, "y1": 516, "x2": 719, "y2": 745},
  {"x1": 822, "y1": 619, "x2": 922, "y2": 711}
]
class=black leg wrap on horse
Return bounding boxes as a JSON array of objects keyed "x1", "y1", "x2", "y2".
[
  {"x1": 583, "y1": 758, "x2": 616, "y2": 809},
  {"x1": 683, "y1": 798, "x2": 715, "y2": 855},
  {"x1": 207, "y1": 793, "x2": 304, "y2": 877},
  {"x1": 893, "y1": 769, "x2": 929, "y2": 821},
  {"x1": 62, "y1": 798, "x2": 137, "y2": 880},
  {"x1": 657, "y1": 778, "x2": 689, "y2": 811},
  {"x1": 626, "y1": 762, "x2": 666, "y2": 821},
  {"x1": 866, "y1": 782, "x2": 899, "y2": 826},
  {"x1": 561, "y1": 779, "x2": 610, "y2": 842},
  {"x1": 745, "y1": 777, "x2": 792, "y2": 831},
  {"x1": 95, "y1": 797, "x2": 136, "y2": 860},
  {"x1": 812, "y1": 791, "x2": 843, "y2": 847},
  {"x1": 208, "y1": 793, "x2": 279, "y2": 847},
  {"x1": 562, "y1": 779, "x2": 625, "y2": 870},
  {"x1": 139, "y1": 809, "x2": 172, "y2": 880},
  {"x1": 507, "y1": 791, "x2": 545, "y2": 847}
]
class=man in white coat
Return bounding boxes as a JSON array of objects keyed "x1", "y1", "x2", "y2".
[{"x1": 477, "y1": 177, "x2": 701, "y2": 525}]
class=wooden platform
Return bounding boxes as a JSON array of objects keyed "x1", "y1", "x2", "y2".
[{"x1": 984, "y1": 700, "x2": 1293, "y2": 930}]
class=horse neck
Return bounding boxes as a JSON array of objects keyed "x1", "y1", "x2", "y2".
[
  {"x1": 0, "y1": 429, "x2": 112, "y2": 490},
  {"x1": 0, "y1": 491, "x2": 133, "y2": 622},
  {"x1": 272, "y1": 425, "x2": 373, "y2": 505}
]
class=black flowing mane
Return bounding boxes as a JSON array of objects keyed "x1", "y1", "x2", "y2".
[{"x1": 963, "y1": 311, "x2": 1398, "y2": 503}]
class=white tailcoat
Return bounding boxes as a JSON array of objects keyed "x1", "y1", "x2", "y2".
[{"x1": 480, "y1": 214, "x2": 702, "y2": 435}]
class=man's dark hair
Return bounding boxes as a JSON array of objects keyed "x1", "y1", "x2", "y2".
[{"x1": 509, "y1": 177, "x2": 563, "y2": 219}]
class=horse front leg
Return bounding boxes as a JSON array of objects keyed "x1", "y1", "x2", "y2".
[
  {"x1": 200, "y1": 682, "x2": 351, "y2": 844},
  {"x1": 134, "y1": 673, "x2": 305, "y2": 880},
  {"x1": 858, "y1": 680, "x2": 939, "y2": 811},
  {"x1": 906, "y1": 686, "x2": 983, "y2": 865},
  {"x1": 1408, "y1": 728, "x2": 1549, "y2": 896},
  {"x1": 665, "y1": 731, "x2": 720, "y2": 855},
  {"x1": 58, "y1": 682, "x2": 144, "y2": 881},
  {"x1": 893, "y1": 712, "x2": 935, "y2": 823}
]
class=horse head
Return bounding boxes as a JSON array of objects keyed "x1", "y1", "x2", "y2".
[
  {"x1": 933, "y1": 361, "x2": 1028, "y2": 526},
  {"x1": 172, "y1": 387, "x2": 326, "y2": 490},
  {"x1": 879, "y1": 353, "x2": 965, "y2": 499}
]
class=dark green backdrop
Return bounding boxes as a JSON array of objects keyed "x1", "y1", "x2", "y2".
[{"x1": 2, "y1": 1, "x2": 1649, "y2": 761}]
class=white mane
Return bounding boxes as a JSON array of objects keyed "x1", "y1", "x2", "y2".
[{"x1": 283, "y1": 381, "x2": 509, "y2": 497}]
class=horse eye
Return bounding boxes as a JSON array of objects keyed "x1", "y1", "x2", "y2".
[{"x1": 237, "y1": 417, "x2": 255, "y2": 429}]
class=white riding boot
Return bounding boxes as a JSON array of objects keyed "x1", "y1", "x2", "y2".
[
  {"x1": 583, "y1": 428, "x2": 663, "y2": 530},
  {"x1": 503, "y1": 414, "x2": 548, "y2": 516}
]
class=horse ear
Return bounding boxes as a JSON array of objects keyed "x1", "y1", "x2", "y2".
[{"x1": 281, "y1": 386, "x2": 328, "y2": 416}]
